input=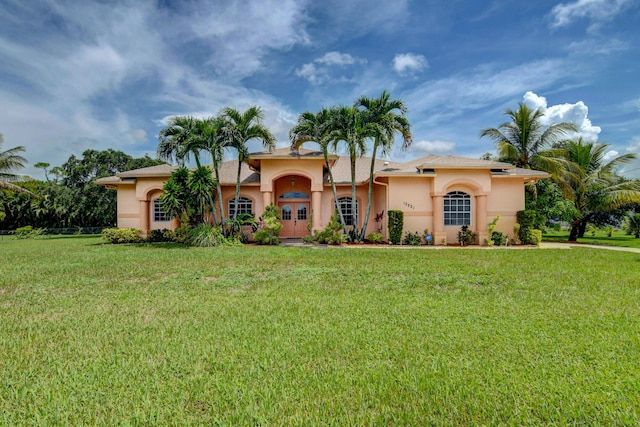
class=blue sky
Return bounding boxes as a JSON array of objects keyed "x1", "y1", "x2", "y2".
[{"x1": 1, "y1": 0, "x2": 639, "y2": 179}]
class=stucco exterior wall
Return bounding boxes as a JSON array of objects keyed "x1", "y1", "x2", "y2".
[
  {"x1": 486, "y1": 178, "x2": 526, "y2": 239},
  {"x1": 116, "y1": 185, "x2": 140, "y2": 229},
  {"x1": 387, "y1": 176, "x2": 434, "y2": 237}
]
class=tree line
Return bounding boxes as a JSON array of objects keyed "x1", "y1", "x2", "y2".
[{"x1": 2, "y1": 92, "x2": 639, "y2": 240}]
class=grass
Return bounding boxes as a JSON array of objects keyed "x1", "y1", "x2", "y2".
[
  {"x1": 544, "y1": 228, "x2": 640, "y2": 248},
  {"x1": 1, "y1": 237, "x2": 639, "y2": 425}
]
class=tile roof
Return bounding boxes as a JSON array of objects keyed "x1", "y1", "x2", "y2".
[{"x1": 96, "y1": 149, "x2": 549, "y2": 186}]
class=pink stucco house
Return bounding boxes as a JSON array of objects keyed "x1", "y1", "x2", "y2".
[{"x1": 97, "y1": 147, "x2": 548, "y2": 244}]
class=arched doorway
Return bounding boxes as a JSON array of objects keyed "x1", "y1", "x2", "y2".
[{"x1": 275, "y1": 175, "x2": 311, "y2": 238}]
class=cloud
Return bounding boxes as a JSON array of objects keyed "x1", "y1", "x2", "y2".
[
  {"x1": 392, "y1": 53, "x2": 428, "y2": 76},
  {"x1": 602, "y1": 150, "x2": 619, "y2": 162},
  {"x1": 522, "y1": 91, "x2": 601, "y2": 141},
  {"x1": 412, "y1": 140, "x2": 456, "y2": 153},
  {"x1": 549, "y1": 0, "x2": 633, "y2": 32},
  {"x1": 295, "y1": 51, "x2": 367, "y2": 85}
]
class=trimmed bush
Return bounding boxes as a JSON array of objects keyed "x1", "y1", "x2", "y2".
[
  {"x1": 457, "y1": 225, "x2": 477, "y2": 245},
  {"x1": 517, "y1": 210, "x2": 537, "y2": 244},
  {"x1": 102, "y1": 228, "x2": 144, "y2": 244},
  {"x1": 148, "y1": 229, "x2": 174, "y2": 243},
  {"x1": 254, "y1": 229, "x2": 281, "y2": 245},
  {"x1": 529, "y1": 229, "x2": 542, "y2": 246},
  {"x1": 254, "y1": 204, "x2": 282, "y2": 245},
  {"x1": 388, "y1": 210, "x2": 403, "y2": 245},
  {"x1": 402, "y1": 231, "x2": 422, "y2": 246},
  {"x1": 365, "y1": 231, "x2": 384, "y2": 244},
  {"x1": 491, "y1": 231, "x2": 507, "y2": 246},
  {"x1": 14, "y1": 226, "x2": 44, "y2": 239}
]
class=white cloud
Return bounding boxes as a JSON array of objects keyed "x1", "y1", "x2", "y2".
[
  {"x1": 392, "y1": 53, "x2": 428, "y2": 76},
  {"x1": 522, "y1": 91, "x2": 601, "y2": 141},
  {"x1": 412, "y1": 140, "x2": 456, "y2": 153},
  {"x1": 295, "y1": 51, "x2": 367, "y2": 85},
  {"x1": 550, "y1": 0, "x2": 633, "y2": 32},
  {"x1": 602, "y1": 150, "x2": 619, "y2": 162}
]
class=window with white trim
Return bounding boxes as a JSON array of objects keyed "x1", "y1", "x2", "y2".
[
  {"x1": 153, "y1": 199, "x2": 170, "y2": 222},
  {"x1": 443, "y1": 191, "x2": 471, "y2": 226},
  {"x1": 337, "y1": 197, "x2": 359, "y2": 226},
  {"x1": 228, "y1": 196, "x2": 253, "y2": 217}
]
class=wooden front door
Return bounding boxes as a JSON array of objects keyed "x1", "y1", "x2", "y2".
[{"x1": 279, "y1": 202, "x2": 310, "y2": 238}]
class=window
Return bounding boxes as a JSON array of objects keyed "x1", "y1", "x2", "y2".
[
  {"x1": 281, "y1": 205, "x2": 292, "y2": 221},
  {"x1": 443, "y1": 191, "x2": 471, "y2": 226},
  {"x1": 337, "y1": 197, "x2": 359, "y2": 226},
  {"x1": 297, "y1": 205, "x2": 307, "y2": 220},
  {"x1": 153, "y1": 199, "x2": 170, "y2": 222},
  {"x1": 228, "y1": 196, "x2": 253, "y2": 217}
]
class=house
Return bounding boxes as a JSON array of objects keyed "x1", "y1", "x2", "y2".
[{"x1": 96, "y1": 147, "x2": 549, "y2": 244}]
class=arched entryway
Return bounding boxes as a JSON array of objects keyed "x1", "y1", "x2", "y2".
[{"x1": 275, "y1": 175, "x2": 311, "y2": 238}]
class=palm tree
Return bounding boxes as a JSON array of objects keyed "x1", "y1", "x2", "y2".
[
  {"x1": 220, "y1": 106, "x2": 275, "y2": 219},
  {"x1": 480, "y1": 103, "x2": 577, "y2": 176},
  {"x1": 289, "y1": 108, "x2": 347, "y2": 227},
  {"x1": 194, "y1": 117, "x2": 228, "y2": 225},
  {"x1": 327, "y1": 106, "x2": 372, "y2": 241},
  {"x1": 558, "y1": 139, "x2": 640, "y2": 241},
  {"x1": 157, "y1": 116, "x2": 199, "y2": 166},
  {"x1": 0, "y1": 133, "x2": 30, "y2": 193},
  {"x1": 355, "y1": 90, "x2": 412, "y2": 241}
]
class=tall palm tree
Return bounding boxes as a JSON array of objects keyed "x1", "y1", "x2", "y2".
[
  {"x1": 0, "y1": 133, "x2": 30, "y2": 193},
  {"x1": 157, "y1": 116, "x2": 199, "y2": 166},
  {"x1": 480, "y1": 103, "x2": 577, "y2": 176},
  {"x1": 355, "y1": 90, "x2": 412, "y2": 241},
  {"x1": 220, "y1": 106, "x2": 275, "y2": 219},
  {"x1": 194, "y1": 117, "x2": 228, "y2": 225},
  {"x1": 557, "y1": 138, "x2": 640, "y2": 241},
  {"x1": 327, "y1": 106, "x2": 371, "y2": 240},
  {"x1": 290, "y1": 108, "x2": 347, "y2": 227}
]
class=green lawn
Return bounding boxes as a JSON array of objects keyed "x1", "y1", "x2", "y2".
[
  {"x1": 1, "y1": 237, "x2": 639, "y2": 425},
  {"x1": 544, "y1": 228, "x2": 640, "y2": 248}
]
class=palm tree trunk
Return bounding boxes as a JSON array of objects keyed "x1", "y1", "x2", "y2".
[
  {"x1": 234, "y1": 160, "x2": 242, "y2": 219},
  {"x1": 214, "y1": 165, "x2": 225, "y2": 225},
  {"x1": 359, "y1": 142, "x2": 378, "y2": 242},
  {"x1": 324, "y1": 153, "x2": 347, "y2": 231},
  {"x1": 350, "y1": 156, "x2": 357, "y2": 242}
]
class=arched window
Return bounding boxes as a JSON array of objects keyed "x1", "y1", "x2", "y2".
[
  {"x1": 443, "y1": 191, "x2": 471, "y2": 226},
  {"x1": 153, "y1": 199, "x2": 170, "y2": 222},
  {"x1": 281, "y1": 205, "x2": 292, "y2": 221},
  {"x1": 337, "y1": 197, "x2": 359, "y2": 226},
  {"x1": 297, "y1": 205, "x2": 307, "y2": 220},
  {"x1": 228, "y1": 196, "x2": 253, "y2": 217}
]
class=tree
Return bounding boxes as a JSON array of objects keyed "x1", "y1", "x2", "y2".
[
  {"x1": 220, "y1": 106, "x2": 275, "y2": 219},
  {"x1": 480, "y1": 103, "x2": 577, "y2": 176},
  {"x1": 290, "y1": 109, "x2": 348, "y2": 228},
  {"x1": 0, "y1": 133, "x2": 30, "y2": 193},
  {"x1": 193, "y1": 117, "x2": 227, "y2": 225},
  {"x1": 355, "y1": 90, "x2": 412, "y2": 241},
  {"x1": 34, "y1": 162, "x2": 51, "y2": 182},
  {"x1": 627, "y1": 212, "x2": 640, "y2": 238},
  {"x1": 157, "y1": 116, "x2": 198, "y2": 167},
  {"x1": 327, "y1": 106, "x2": 371, "y2": 241},
  {"x1": 557, "y1": 139, "x2": 640, "y2": 241}
]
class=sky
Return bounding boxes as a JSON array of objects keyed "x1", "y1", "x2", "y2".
[{"x1": 1, "y1": 0, "x2": 639, "y2": 179}]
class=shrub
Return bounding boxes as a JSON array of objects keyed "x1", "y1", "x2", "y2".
[
  {"x1": 254, "y1": 229, "x2": 281, "y2": 245},
  {"x1": 311, "y1": 214, "x2": 345, "y2": 245},
  {"x1": 457, "y1": 225, "x2": 477, "y2": 246},
  {"x1": 516, "y1": 210, "x2": 537, "y2": 244},
  {"x1": 14, "y1": 226, "x2": 44, "y2": 239},
  {"x1": 529, "y1": 229, "x2": 543, "y2": 246},
  {"x1": 190, "y1": 224, "x2": 240, "y2": 247},
  {"x1": 148, "y1": 228, "x2": 174, "y2": 243},
  {"x1": 173, "y1": 225, "x2": 192, "y2": 244},
  {"x1": 402, "y1": 231, "x2": 422, "y2": 246},
  {"x1": 491, "y1": 231, "x2": 507, "y2": 246},
  {"x1": 102, "y1": 228, "x2": 144, "y2": 244},
  {"x1": 485, "y1": 216, "x2": 500, "y2": 246},
  {"x1": 365, "y1": 231, "x2": 384, "y2": 244},
  {"x1": 388, "y1": 210, "x2": 403, "y2": 245},
  {"x1": 254, "y1": 204, "x2": 282, "y2": 245}
]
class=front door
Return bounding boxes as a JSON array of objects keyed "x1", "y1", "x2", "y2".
[{"x1": 279, "y1": 202, "x2": 310, "y2": 238}]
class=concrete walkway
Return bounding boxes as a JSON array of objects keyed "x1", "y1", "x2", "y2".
[
  {"x1": 539, "y1": 241, "x2": 640, "y2": 253},
  {"x1": 282, "y1": 238, "x2": 640, "y2": 253}
]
